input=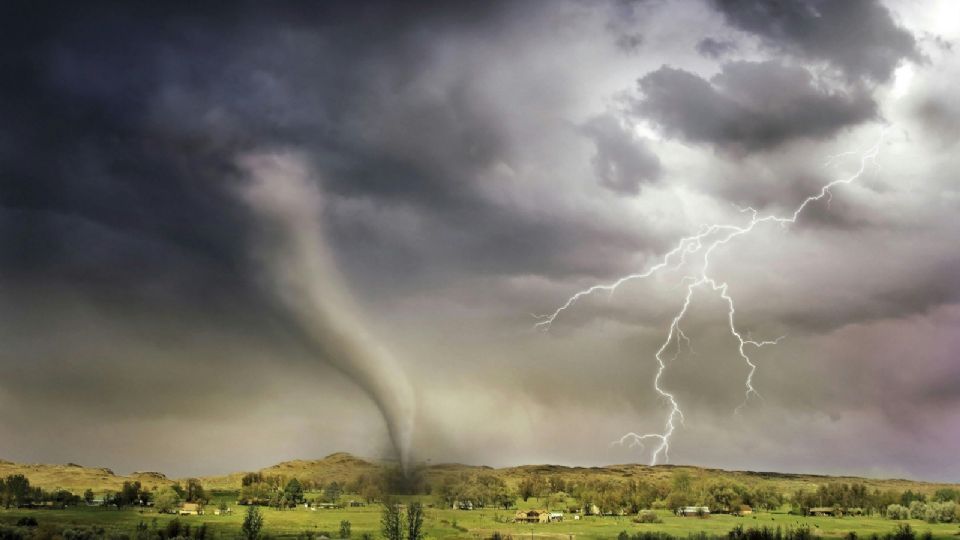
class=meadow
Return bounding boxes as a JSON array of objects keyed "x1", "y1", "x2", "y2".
[
  {"x1": 3, "y1": 496, "x2": 960, "y2": 540},
  {"x1": 4, "y1": 454, "x2": 960, "y2": 540}
]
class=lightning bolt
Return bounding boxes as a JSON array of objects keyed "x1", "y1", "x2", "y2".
[{"x1": 536, "y1": 130, "x2": 885, "y2": 465}]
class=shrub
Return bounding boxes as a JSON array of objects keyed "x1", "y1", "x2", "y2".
[
  {"x1": 908, "y1": 502, "x2": 927, "y2": 520},
  {"x1": 891, "y1": 524, "x2": 915, "y2": 540},
  {"x1": 887, "y1": 504, "x2": 910, "y2": 520},
  {"x1": 636, "y1": 510, "x2": 662, "y2": 523}
]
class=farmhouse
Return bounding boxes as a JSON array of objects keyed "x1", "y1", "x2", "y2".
[
  {"x1": 736, "y1": 505, "x2": 753, "y2": 516},
  {"x1": 515, "y1": 509, "x2": 550, "y2": 524},
  {"x1": 808, "y1": 507, "x2": 838, "y2": 517},
  {"x1": 549, "y1": 512, "x2": 564, "y2": 522},
  {"x1": 678, "y1": 506, "x2": 710, "y2": 517},
  {"x1": 179, "y1": 503, "x2": 203, "y2": 516}
]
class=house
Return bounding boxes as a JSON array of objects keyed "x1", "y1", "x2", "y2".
[
  {"x1": 735, "y1": 505, "x2": 753, "y2": 516},
  {"x1": 808, "y1": 507, "x2": 838, "y2": 517},
  {"x1": 678, "y1": 506, "x2": 710, "y2": 517},
  {"x1": 515, "y1": 509, "x2": 550, "y2": 524},
  {"x1": 549, "y1": 512, "x2": 564, "y2": 522},
  {"x1": 584, "y1": 504, "x2": 601, "y2": 516},
  {"x1": 179, "y1": 503, "x2": 203, "y2": 516},
  {"x1": 348, "y1": 500, "x2": 366, "y2": 507},
  {"x1": 453, "y1": 500, "x2": 474, "y2": 510}
]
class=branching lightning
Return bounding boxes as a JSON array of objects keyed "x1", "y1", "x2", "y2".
[{"x1": 535, "y1": 131, "x2": 886, "y2": 465}]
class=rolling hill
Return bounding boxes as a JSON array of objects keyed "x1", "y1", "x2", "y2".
[{"x1": 3, "y1": 453, "x2": 958, "y2": 496}]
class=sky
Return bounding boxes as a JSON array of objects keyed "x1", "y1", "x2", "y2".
[{"x1": 1, "y1": 0, "x2": 959, "y2": 481}]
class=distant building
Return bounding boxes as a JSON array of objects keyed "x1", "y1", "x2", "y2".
[
  {"x1": 179, "y1": 503, "x2": 203, "y2": 516},
  {"x1": 515, "y1": 509, "x2": 550, "y2": 524},
  {"x1": 736, "y1": 505, "x2": 753, "y2": 516},
  {"x1": 549, "y1": 512, "x2": 564, "y2": 522},
  {"x1": 808, "y1": 507, "x2": 861, "y2": 517},
  {"x1": 678, "y1": 506, "x2": 710, "y2": 517}
]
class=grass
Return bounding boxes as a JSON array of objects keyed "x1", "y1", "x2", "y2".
[{"x1": 3, "y1": 499, "x2": 960, "y2": 540}]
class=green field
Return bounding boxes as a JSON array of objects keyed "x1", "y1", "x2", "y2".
[
  {"x1": 3, "y1": 497, "x2": 960, "y2": 540},
  {"x1": 4, "y1": 454, "x2": 960, "y2": 539}
]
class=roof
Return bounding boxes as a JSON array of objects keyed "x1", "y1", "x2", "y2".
[{"x1": 182, "y1": 503, "x2": 201, "y2": 511}]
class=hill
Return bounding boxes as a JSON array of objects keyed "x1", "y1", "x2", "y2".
[
  {"x1": 0, "y1": 459, "x2": 173, "y2": 493},
  {"x1": 3, "y1": 453, "x2": 958, "y2": 496}
]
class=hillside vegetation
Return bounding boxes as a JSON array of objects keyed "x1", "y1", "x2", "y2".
[
  {"x1": 0, "y1": 460, "x2": 172, "y2": 493},
  {"x1": 3, "y1": 453, "x2": 956, "y2": 496}
]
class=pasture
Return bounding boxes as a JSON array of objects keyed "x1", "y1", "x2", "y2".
[{"x1": 3, "y1": 495, "x2": 960, "y2": 540}]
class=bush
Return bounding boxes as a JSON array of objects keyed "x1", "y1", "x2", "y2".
[
  {"x1": 891, "y1": 524, "x2": 915, "y2": 540},
  {"x1": 924, "y1": 501, "x2": 956, "y2": 523},
  {"x1": 0, "y1": 524, "x2": 25, "y2": 540},
  {"x1": 908, "y1": 502, "x2": 927, "y2": 520},
  {"x1": 887, "y1": 504, "x2": 910, "y2": 520},
  {"x1": 14, "y1": 518, "x2": 37, "y2": 527},
  {"x1": 242, "y1": 505, "x2": 264, "y2": 540},
  {"x1": 636, "y1": 510, "x2": 662, "y2": 523}
]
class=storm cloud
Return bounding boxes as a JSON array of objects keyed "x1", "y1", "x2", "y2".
[
  {"x1": 633, "y1": 61, "x2": 878, "y2": 152},
  {"x1": 1, "y1": 0, "x2": 959, "y2": 481},
  {"x1": 711, "y1": 0, "x2": 920, "y2": 82}
]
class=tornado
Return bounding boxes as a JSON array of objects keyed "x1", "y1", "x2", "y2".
[{"x1": 238, "y1": 151, "x2": 416, "y2": 472}]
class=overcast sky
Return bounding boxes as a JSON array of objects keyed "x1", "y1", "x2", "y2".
[{"x1": 2, "y1": 0, "x2": 959, "y2": 481}]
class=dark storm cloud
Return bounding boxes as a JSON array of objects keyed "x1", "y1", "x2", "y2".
[
  {"x1": 0, "y1": 0, "x2": 660, "y2": 470},
  {"x1": 695, "y1": 37, "x2": 738, "y2": 59},
  {"x1": 633, "y1": 61, "x2": 877, "y2": 152},
  {"x1": 2, "y1": 0, "x2": 959, "y2": 481},
  {"x1": 710, "y1": 0, "x2": 920, "y2": 82},
  {"x1": 0, "y1": 0, "x2": 636, "y2": 309},
  {"x1": 580, "y1": 114, "x2": 662, "y2": 195}
]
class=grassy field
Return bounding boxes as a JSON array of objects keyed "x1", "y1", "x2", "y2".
[
  {"x1": 4, "y1": 454, "x2": 960, "y2": 539},
  {"x1": 3, "y1": 498, "x2": 960, "y2": 540}
]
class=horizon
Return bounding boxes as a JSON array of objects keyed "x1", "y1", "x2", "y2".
[
  {"x1": 4, "y1": 452, "x2": 959, "y2": 487},
  {"x1": 2, "y1": 0, "x2": 960, "y2": 486}
]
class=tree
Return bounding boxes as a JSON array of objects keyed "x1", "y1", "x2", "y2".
[
  {"x1": 154, "y1": 487, "x2": 181, "y2": 514},
  {"x1": 84, "y1": 489, "x2": 95, "y2": 505},
  {"x1": 284, "y1": 478, "x2": 305, "y2": 504},
  {"x1": 3, "y1": 474, "x2": 30, "y2": 508},
  {"x1": 339, "y1": 519, "x2": 352, "y2": 539},
  {"x1": 185, "y1": 478, "x2": 207, "y2": 503},
  {"x1": 519, "y1": 477, "x2": 536, "y2": 502},
  {"x1": 242, "y1": 473, "x2": 264, "y2": 487},
  {"x1": 324, "y1": 482, "x2": 343, "y2": 503},
  {"x1": 241, "y1": 505, "x2": 264, "y2": 540},
  {"x1": 119, "y1": 481, "x2": 142, "y2": 508},
  {"x1": 381, "y1": 502, "x2": 404, "y2": 540},
  {"x1": 407, "y1": 502, "x2": 424, "y2": 540},
  {"x1": 934, "y1": 489, "x2": 959, "y2": 503}
]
